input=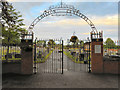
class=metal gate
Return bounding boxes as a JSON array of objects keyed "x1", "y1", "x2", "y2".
[
  {"x1": 64, "y1": 39, "x2": 91, "y2": 73},
  {"x1": 33, "y1": 39, "x2": 63, "y2": 74}
]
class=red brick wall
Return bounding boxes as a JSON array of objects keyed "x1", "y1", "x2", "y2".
[
  {"x1": 91, "y1": 38, "x2": 119, "y2": 74},
  {"x1": 103, "y1": 60, "x2": 120, "y2": 74},
  {"x1": 21, "y1": 40, "x2": 33, "y2": 75},
  {"x1": 21, "y1": 50, "x2": 33, "y2": 75},
  {"x1": 2, "y1": 62, "x2": 21, "y2": 74},
  {"x1": 91, "y1": 41, "x2": 103, "y2": 73}
]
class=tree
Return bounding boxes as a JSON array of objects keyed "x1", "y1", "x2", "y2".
[
  {"x1": 70, "y1": 36, "x2": 78, "y2": 44},
  {"x1": 48, "y1": 39, "x2": 55, "y2": 47},
  {"x1": 80, "y1": 40, "x2": 84, "y2": 48},
  {"x1": 104, "y1": 38, "x2": 116, "y2": 48},
  {"x1": 70, "y1": 36, "x2": 79, "y2": 48},
  {"x1": 1, "y1": 1, "x2": 26, "y2": 61},
  {"x1": 36, "y1": 40, "x2": 46, "y2": 47}
]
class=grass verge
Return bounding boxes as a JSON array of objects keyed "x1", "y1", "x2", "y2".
[
  {"x1": 63, "y1": 51, "x2": 84, "y2": 64},
  {"x1": 34, "y1": 50, "x2": 54, "y2": 63}
]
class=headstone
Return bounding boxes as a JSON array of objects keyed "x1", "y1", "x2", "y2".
[
  {"x1": 105, "y1": 53, "x2": 109, "y2": 56},
  {"x1": 37, "y1": 54, "x2": 42, "y2": 58},
  {"x1": 15, "y1": 54, "x2": 21, "y2": 58},
  {"x1": 47, "y1": 48, "x2": 49, "y2": 53},
  {"x1": 116, "y1": 53, "x2": 120, "y2": 55},
  {"x1": 118, "y1": 50, "x2": 120, "y2": 55},
  {"x1": 37, "y1": 51, "x2": 41, "y2": 56},
  {"x1": 58, "y1": 51, "x2": 62, "y2": 53},
  {"x1": 12, "y1": 52, "x2": 16, "y2": 56},
  {"x1": 76, "y1": 58, "x2": 78, "y2": 61},
  {"x1": 109, "y1": 55, "x2": 120, "y2": 58},
  {"x1": 38, "y1": 51, "x2": 41, "y2": 54},
  {"x1": 5, "y1": 53, "x2": 12, "y2": 59},
  {"x1": 79, "y1": 54, "x2": 84, "y2": 61},
  {"x1": 71, "y1": 52, "x2": 76, "y2": 56},
  {"x1": 84, "y1": 60, "x2": 88, "y2": 64}
]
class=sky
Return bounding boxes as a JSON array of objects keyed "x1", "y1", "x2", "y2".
[{"x1": 7, "y1": 0, "x2": 118, "y2": 43}]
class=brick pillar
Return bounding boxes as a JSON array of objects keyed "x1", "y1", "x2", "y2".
[
  {"x1": 91, "y1": 32, "x2": 103, "y2": 73},
  {"x1": 21, "y1": 33, "x2": 33, "y2": 75}
]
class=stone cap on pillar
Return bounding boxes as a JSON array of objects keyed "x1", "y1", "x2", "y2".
[
  {"x1": 20, "y1": 32, "x2": 34, "y2": 46},
  {"x1": 21, "y1": 31, "x2": 33, "y2": 40},
  {"x1": 91, "y1": 31, "x2": 103, "y2": 40}
]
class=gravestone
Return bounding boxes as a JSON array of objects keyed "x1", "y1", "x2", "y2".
[
  {"x1": 109, "y1": 55, "x2": 120, "y2": 58},
  {"x1": 5, "y1": 53, "x2": 12, "y2": 59},
  {"x1": 84, "y1": 60, "x2": 88, "y2": 64},
  {"x1": 37, "y1": 54, "x2": 42, "y2": 58},
  {"x1": 79, "y1": 53, "x2": 84, "y2": 61},
  {"x1": 47, "y1": 48, "x2": 49, "y2": 53},
  {"x1": 58, "y1": 51, "x2": 62, "y2": 53},
  {"x1": 71, "y1": 52, "x2": 76, "y2": 56},
  {"x1": 37, "y1": 51, "x2": 41, "y2": 56},
  {"x1": 12, "y1": 52, "x2": 16, "y2": 56},
  {"x1": 15, "y1": 54, "x2": 21, "y2": 58},
  {"x1": 76, "y1": 58, "x2": 78, "y2": 61},
  {"x1": 117, "y1": 50, "x2": 120, "y2": 55},
  {"x1": 38, "y1": 51, "x2": 41, "y2": 54}
]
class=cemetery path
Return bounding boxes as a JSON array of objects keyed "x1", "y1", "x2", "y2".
[{"x1": 38, "y1": 49, "x2": 88, "y2": 73}]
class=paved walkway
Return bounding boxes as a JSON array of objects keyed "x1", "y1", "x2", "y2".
[
  {"x1": 3, "y1": 71, "x2": 119, "y2": 88},
  {"x1": 2, "y1": 51, "x2": 119, "y2": 88}
]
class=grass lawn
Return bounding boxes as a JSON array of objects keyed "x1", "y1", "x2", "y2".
[
  {"x1": 34, "y1": 50, "x2": 54, "y2": 63},
  {"x1": 2, "y1": 55, "x2": 21, "y2": 61},
  {"x1": 2, "y1": 46, "x2": 21, "y2": 61}
]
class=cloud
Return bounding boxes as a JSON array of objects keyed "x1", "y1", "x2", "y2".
[
  {"x1": 7, "y1": 0, "x2": 119, "y2": 2},
  {"x1": 106, "y1": 29, "x2": 117, "y2": 32},
  {"x1": 92, "y1": 15, "x2": 118, "y2": 25},
  {"x1": 82, "y1": 33, "x2": 90, "y2": 35},
  {"x1": 39, "y1": 14, "x2": 118, "y2": 26},
  {"x1": 6, "y1": 1, "x2": 118, "y2": 41},
  {"x1": 11, "y1": 2, "x2": 118, "y2": 19}
]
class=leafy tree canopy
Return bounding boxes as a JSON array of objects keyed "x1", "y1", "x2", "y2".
[
  {"x1": 36, "y1": 40, "x2": 46, "y2": 47},
  {"x1": 104, "y1": 38, "x2": 116, "y2": 48},
  {"x1": 1, "y1": 1, "x2": 26, "y2": 45},
  {"x1": 48, "y1": 39, "x2": 55, "y2": 46},
  {"x1": 70, "y1": 36, "x2": 79, "y2": 44}
]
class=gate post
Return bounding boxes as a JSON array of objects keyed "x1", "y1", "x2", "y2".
[
  {"x1": 21, "y1": 32, "x2": 33, "y2": 75},
  {"x1": 91, "y1": 31, "x2": 103, "y2": 73}
]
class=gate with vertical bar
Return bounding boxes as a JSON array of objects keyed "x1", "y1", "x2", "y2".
[
  {"x1": 33, "y1": 39, "x2": 64, "y2": 74},
  {"x1": 65, "y1": 38, "x2": 91, "y2": 73}
]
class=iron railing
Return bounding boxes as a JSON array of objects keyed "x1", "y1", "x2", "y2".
[
  {"x1": 103, "y1": 40, "x2": 120, "y2": 56},
  {"x1": 2, "y1": 45, "x2": 21, "y2": 62}
]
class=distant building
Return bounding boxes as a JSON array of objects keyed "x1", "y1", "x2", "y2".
[{"x1": 84, "y1": 42, "x2": 91, "y2": 51}]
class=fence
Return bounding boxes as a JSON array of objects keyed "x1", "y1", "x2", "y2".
[
  {"x1": 2, "y1": 45, "x2": 21, "y2": 62},
  {"x1": 103, "y1": 40, "x2": 120, "y2": 56}
]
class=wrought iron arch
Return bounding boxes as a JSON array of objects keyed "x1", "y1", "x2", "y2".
[{"x1": 28, "y1": 2, "x2": 98, "y2": 33}]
